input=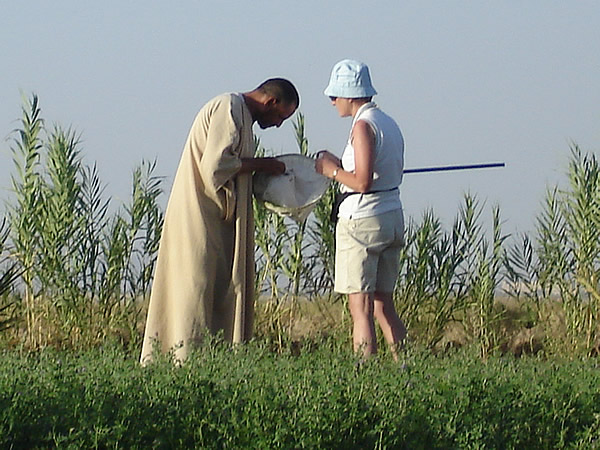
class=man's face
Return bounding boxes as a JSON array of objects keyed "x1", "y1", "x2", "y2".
[{"x1": 257, "y1": 100, "x2": 297, "y2": 129}]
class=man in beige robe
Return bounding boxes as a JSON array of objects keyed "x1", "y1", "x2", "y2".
[{"x1": 141, "y1": 78, "x2": 299, "y2": 364}]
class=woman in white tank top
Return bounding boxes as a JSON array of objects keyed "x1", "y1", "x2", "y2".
[{"x1": 316, "y1": 59, "x2": 407, "y2": 360}]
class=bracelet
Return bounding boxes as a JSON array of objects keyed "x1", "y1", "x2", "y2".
[{"x1": 332, "y1": 168, "x2": 339, "y2": 179}]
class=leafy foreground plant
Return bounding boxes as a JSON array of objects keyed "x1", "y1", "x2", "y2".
[{"x1": 0, "y1": 341, "x2": 599, "y2": 449}]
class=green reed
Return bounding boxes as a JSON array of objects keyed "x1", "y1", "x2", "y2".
[
  {"x1": 4, "y1": 94, "x2": 164, "y2": 349},
  {"x1": 466, "y1": 204, "x2": 508, "y2": 358},
  {"x1": 8, "y1": 94, "x2": 44, "y2": 347},
  {"x1": 507, "y1": 146, "x2": 600, "y2": 355},
  {"x1": 394, "y1": 194, "x2": 506, "y2": 352},
  {"x1": 501, "y1": 146, "x2": 600, "y2": 356},
  {"x1": 0, "y1": 219, "x2": 18, "y2": 332},
  {"x1": 253, "y1": 114, "x2": 333, "y2": 348}
]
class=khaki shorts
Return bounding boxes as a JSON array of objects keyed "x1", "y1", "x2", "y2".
[{"x1": 334, "y1": 209, "x2": 405, "y2": 294}]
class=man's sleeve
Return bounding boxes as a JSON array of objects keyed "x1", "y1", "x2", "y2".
[{"x1": 198, "y1": 96, "x2": 243, "y2": 197}]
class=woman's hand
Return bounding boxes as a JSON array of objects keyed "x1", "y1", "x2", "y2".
[
  {"x1": 315, "y1": 121, "x2": 375, "y2": 191},
  {"x1": 315, "y1": 151, "x2": 341, "y2": 179},
  {"x1": 315, "y1": 150, "x2": 341, "y2": 165}
]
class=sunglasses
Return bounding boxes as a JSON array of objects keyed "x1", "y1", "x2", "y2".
[{"x1": 329, "y1": 96, "x2": 337, "y2": 101}]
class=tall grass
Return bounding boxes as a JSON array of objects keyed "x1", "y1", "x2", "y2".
[
  {"x1": 467, "y1": 204, "x2": 507, "y2": 358},
  {"x1": 2, "y1": 95, "x2": 600, "y2": 358},
  {"x1": 8, "y1": 94, "x2": 43, "y2": 347},
  {"x1": 506, "y1": 146, "x2": 600, "y2": 355},
  {"x1": 394, "y1": 195, "x2": 507, "y2": 354},
  {"x1": 0, "y1": 219, "x2": 19, "y2": 332},
  {"x1": 4, "y1": 94, "x2": 164, "y2": 349},
  {"x1": 253, "y1": 114, "x2": 341, "y2": 348}
]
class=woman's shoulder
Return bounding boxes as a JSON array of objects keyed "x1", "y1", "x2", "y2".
[{"x1": 367, "y1": 108, "x2": 402, "y2": 133}]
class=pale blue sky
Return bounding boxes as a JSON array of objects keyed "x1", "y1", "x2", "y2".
[{"x1": 1, "y1": 1, "x2": 599, "y2": 234}]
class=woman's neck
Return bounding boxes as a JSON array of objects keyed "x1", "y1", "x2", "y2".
[{"x1": 350, "y1": 99, "x2": 372, "y2": 118}]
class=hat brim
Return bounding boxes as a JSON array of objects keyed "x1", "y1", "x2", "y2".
[{"x1": 324, "y1": 85, "x2": 377, "y2": 98}]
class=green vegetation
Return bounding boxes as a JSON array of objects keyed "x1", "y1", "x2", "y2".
[
  {"x1": 1, "y1": 94, "x2": 600, "y2": 447},
  {"x1": 2, "y1": 94, "x2": 600, "y2": 356},
  {"x1": 0, "y1": 96, "x2": 600, "y2": 358},
  {"x1": 1, "y1": 340, "x2": 599, "y2": 448},
  {"x1": 3, "y1": 94, "x2": 163, "y2": 350}
]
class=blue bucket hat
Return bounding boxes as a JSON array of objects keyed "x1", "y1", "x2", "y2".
[{"x1": 324, "y1": 59, "x2": 377, "y2": 98}]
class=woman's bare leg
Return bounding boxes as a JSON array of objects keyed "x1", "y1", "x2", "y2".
[
  {"x1": 374, "y1": 291, "x2": 406, "y2": 360},
  {"x1": 348, "y1": 292, "x2": 377, "y2": 358}
]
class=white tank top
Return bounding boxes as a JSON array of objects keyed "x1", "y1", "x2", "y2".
[{"x1": 338, "y1": 102, "x2": 404, "y2": 219}]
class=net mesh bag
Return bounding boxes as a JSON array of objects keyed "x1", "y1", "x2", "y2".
[{"x1": 253, "y1": 154, "x2": 331, "y2": 222}]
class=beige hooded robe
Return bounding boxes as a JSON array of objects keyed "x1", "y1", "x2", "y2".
[{"x1": 140, "y1": 93, "x2": 255, "y2": 364}]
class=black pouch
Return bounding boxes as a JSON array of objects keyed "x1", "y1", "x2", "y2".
[{"x1": 330, "y1": 192, "x2": 353, "y2": 224}]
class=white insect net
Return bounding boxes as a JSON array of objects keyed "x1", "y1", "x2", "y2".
[{"x1": 253, "y1": 154, "x2": 331, "y2": 222}]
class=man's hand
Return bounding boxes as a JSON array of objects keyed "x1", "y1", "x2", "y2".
[
  {"x1": 240, "y1": 157, "x2": 286, "y2": 175},
  {"x1": 259, "y1": 157, "x2": 286, "y2": 175}
]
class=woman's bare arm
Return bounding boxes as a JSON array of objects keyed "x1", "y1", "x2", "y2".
[{"x1": 315, "y1": 120, "x2": 375, "y2": 192}]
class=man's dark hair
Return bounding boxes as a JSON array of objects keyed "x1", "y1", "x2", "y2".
[{"x1": 257, "y1": 78, "x2": 300, "y2": 108}]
